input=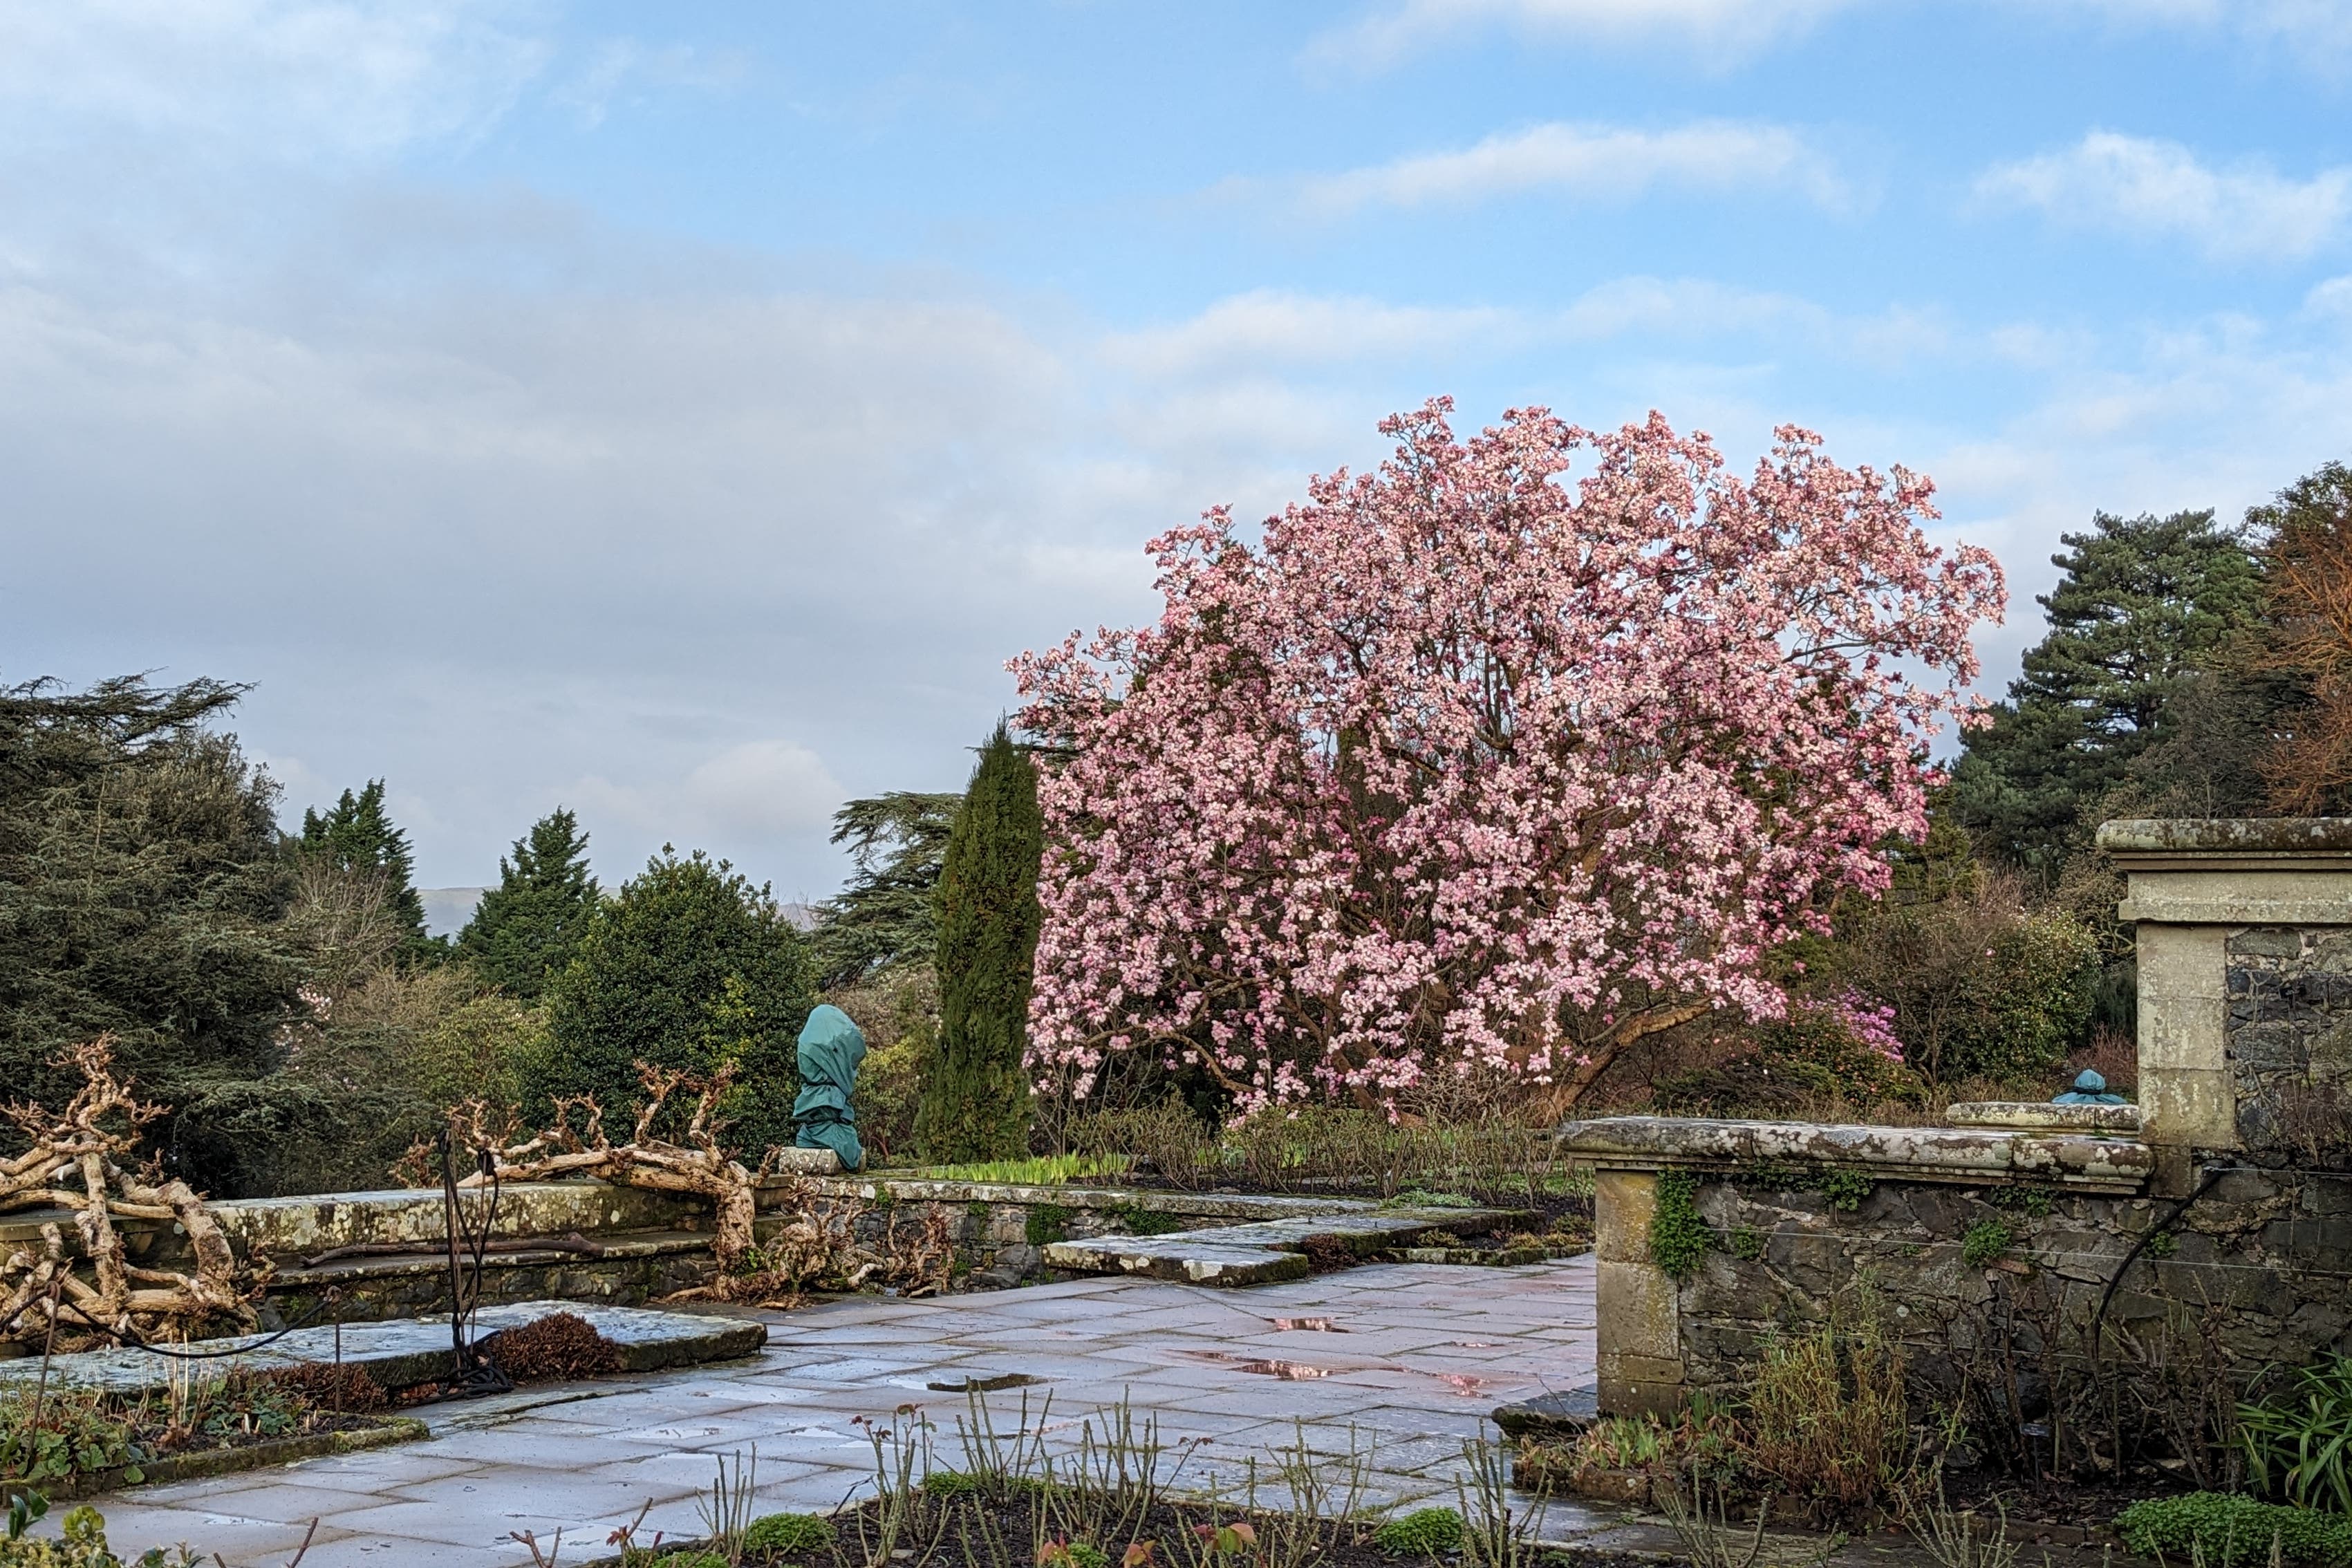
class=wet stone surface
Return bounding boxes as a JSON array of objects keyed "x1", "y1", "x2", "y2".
[{"x1": 71, "y1": 1259, "x2": 1601, "y2": 1568}]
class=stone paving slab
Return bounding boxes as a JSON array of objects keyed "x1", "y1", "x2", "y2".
[
  {"x1": 62, "y1": 1260, "x2": 1598, "y2": 1567},
  {"x1": 1042, "y1": 1207, "x2": 1529, "y2": 1285},
  {"x1": 0, "y1": 1300, "x2": 765, "y2": 1397}
]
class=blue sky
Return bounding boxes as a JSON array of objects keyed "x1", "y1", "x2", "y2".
[{"x1": 7, "y1": 1, "x2": 2352, "y2": 902}]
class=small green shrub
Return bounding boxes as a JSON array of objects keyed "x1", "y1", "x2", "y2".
[
  {"x1": 1726, "y1": 1225, "x2": 1766, "y2": 1262},
  {"x1": 2144, "y1": 1229, "x2": 2178, "y2": 1258},
  {"x1": 0, "y1": 1393, "x2": 144, "y2": 1485},
  {"x1": 921, "y1": 1471, "x2": 982, "y2": 1496},
  {"x1": 1025, "y1": 1204, "x2": 1074, "y2": 1247},
  {"x1": 2241, "y1": 1352, "x2": 2352, "y2": 1515},
  {"x1": 1108, "y1": 1204, "x2": 1184, "y2": 1237},
  {"x1": 1820, "y1": 1170, "x2": 1872, "y2": 1213},
  {"x1": 743, "y1": 1511, "x2": 837, "y2": 1558},
  {"x1": 1648, "y1": 1169, "x2": 1711, "y2": 1284},
  {"x1": 2114, "y1": 1492, "x2": 2352, "y2": 1567},
  {"x1": 1576, "y1": 1415, "x2": 1667, "y2": 1469},
  {"x1": 1960, "y1": 1219, "x2": 2013, "y2": 1270},
  {"x1": 1990, "y1": 1184, "x2": 2055, "y2": 1218},
  {"x1": 656, "y1": 1553, "x2": 729, "y2": 1568},
  {"x1": 1373, "y1": 1507, "x2": 1465, "y2": 1557}
]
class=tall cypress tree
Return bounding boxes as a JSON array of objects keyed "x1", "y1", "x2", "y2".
[
  {"x1": 915, "y1": 723, "x2": 1042, "y2": 1163},
  {"x1": 297, "y1": 780, "x2": 434, "y2": 962},
  {"x1": 456, "y1": 807, "x2": 600, "y2": 1000}
]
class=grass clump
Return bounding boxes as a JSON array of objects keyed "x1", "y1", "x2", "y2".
[
  {"x1": 1372, "y1": 1506, "x2": 1464, "y2": 1557},
  {"x1": 916, "y1": 1153, "x2": 1132, "y2": 1185},
  {"x1": 743, "y1": 1511, "x2": 837, "y2": 1558},
  {"x1": 2240, "y1": 1352, "x2": 2352, "y2": 1514},
  {"x1": 2114, "y1": 1493, "x2": 2352, "y2": 1567}
]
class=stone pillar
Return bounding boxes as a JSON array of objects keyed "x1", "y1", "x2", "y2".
[
  {"x1": 1593, "y1": 1169, "x2": 1684, "y2": 1417},
  {"x1": 2100, "y1": 819, "x2": 2352, "y2": 1193}
]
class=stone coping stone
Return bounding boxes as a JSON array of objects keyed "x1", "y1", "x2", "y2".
[
  {"x1": 1945, "y1": 1101, "x2": 2147, "y2": 1135},
  {"x1": 776, "y1": 1177, "x2": 1380, "y2": 1220},
  {"x1": 1043, "y1": 1206, "x2": 1527, "y2": 1285},
  {"x1": 0, "y1": 1182, "x2": 698, "y2": 1254},
  {"x1": 1492, "y1": 1383, "x2": 1598, "y2": 1439},
  {"x1": 0, "y1": 1300, "x2": 765, "y2": 1398},
  {"x1": 265, "y1": 1229, "x2": 713, "y2": 1289},
  {"x1": 2097, "y1": 816, "x2": 2352, "y2": 858},
  {"x1": 1553, "y1": 1114, "x2": 2152, "y2": 1191}
]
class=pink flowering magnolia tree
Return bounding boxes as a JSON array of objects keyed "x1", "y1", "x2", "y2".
[{"x1": 1009, "y1": 400, "x2": 2004, "y2": 1115}]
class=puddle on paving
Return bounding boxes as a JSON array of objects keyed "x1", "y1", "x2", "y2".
[
  {"x1": 1269, "y1": 1317, "x2": 1347, "y2": 1332},
  {"x1": 926, "y1": 1372, "x2": 1044, "y2": 1393},
  {"x1": 1181, "y1": 1347, "x2": 1484, "y2": 1392},
  {"x1": 1235, "y1": 1359, "x2": 1329, "y2": 1380},
  {"x1": 1181, "y1": 1350, "x2": 1330, "y2": 1380}
]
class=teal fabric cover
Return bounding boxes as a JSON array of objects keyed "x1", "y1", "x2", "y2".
[{"x1": 792, "y1": 1004, "x2": 868, "y2": 1170}]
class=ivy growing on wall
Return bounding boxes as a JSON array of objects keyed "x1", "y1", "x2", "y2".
[{"x1": 1649, "y1": 1168, "x2": 1713, "y2": 1283}]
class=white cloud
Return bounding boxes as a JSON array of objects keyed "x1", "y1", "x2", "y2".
[
  {"x1": 1296, "y1": 120, "x2": 1847, "y2": 214},
  {"x1": 1104, "y1": 291, "x2": 1516, "y2": 376},
  {"x1": 0, "y1": 1, "x2": 551, "y2": 159},
  {"x1": 2035, "y1": 0, "x2": 2352, "y2": 59},
  {"x1": 1976, "y1": 132, "x2": 2352, "y2": 262},
  {"x1": 1314, "y1": 0, "x2": 1859, "y2": 68}
]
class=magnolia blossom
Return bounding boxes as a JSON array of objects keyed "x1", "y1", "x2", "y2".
[{"x1": 1010, "y1": 400, "x2": 2003, "y2": 1114}]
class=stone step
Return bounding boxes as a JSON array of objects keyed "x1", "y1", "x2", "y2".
[
  {"x1": 0, "y1": 1300, "x2": 766, "y2": 1398},
  {"x1": 1491, "y1": 1383, "x2": 1598, "y2": 1439},
  {"x1": 1042, "y1": 1206, "x2": 1527, "y2": 1286}
]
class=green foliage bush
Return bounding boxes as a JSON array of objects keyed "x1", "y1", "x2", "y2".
[
  {"x1": 1820, "y1": 1170, "x2": 1872, "y2": 1212},
  {"x1": 1372, "y1": 1507, "x2": 1464, "y2": 1557},
  {"x1": 0, "y1": 1393, "x2": 143, "y2": 1486},
  {"x1": 2241, "y1": 1353, "x2": 2352, "y2": 1515},
  {"x1": 742, "y1": 1511, "x2": 836, "y2": 1558},
  {"x1": 537, "y1": 847, "x2": 816, "y2": 1153},
  {"x1": 1648, "y1": 1169, "x2": 1711, "y2": 1284},
  {"x1": 2114, "y1": 1493, "x2": 2352, "y2": 1566}
]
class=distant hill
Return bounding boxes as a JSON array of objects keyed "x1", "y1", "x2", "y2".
[{"x1": 419, "y1": 887, "x2": 487, "y2": 937}]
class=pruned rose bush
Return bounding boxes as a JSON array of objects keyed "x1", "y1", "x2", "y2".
[{"x1": 1010, "y1": 399, "x2": 2004, "y2": 1114}]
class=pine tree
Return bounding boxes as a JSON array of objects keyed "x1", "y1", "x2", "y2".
[
  {"x1": 1948, "y1": 510, "x2": 2264, "y2": 871},
  {"x1": 916, "y1": 723, "x2": 1042, "y2": 1163},
  {"x1": 456, "y1": 807, "x2": 600, "y2": 1000},
  {"x1": 297, "y1": 781, "x2": 433, "y2": 960},
  {"x1": 809, "y1": 792, "x2": 962, "y2": 988}
]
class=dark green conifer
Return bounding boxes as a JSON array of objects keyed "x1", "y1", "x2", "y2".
[
  {"x1": 915, "y1": 723, "x2": 1041, "y2": 1163},
  {"x1": 456, "y1": 807, "x2": 600, "y2": 1000},
  {"x1": 297, "y1": 780, "x2": 435, "y2": 962}
]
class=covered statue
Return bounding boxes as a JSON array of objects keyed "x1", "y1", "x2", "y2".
[{"x1": 792, "y1": 1004, "x2": 868, "y2": 1171}]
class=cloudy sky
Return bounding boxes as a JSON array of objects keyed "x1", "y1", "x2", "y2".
[{"x1": 6, "y1": 1, "x2": 2352, "y2": 902}]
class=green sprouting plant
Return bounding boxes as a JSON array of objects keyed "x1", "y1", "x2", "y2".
[
  {"x1": 1372, "y1": 1509, "x2": 1464, "y2": 1558},
  {"x1": 1107, "y1": 1204, "x2": 1185, "y2": 1238},
  {"x1": 1026, "y1": 1204, "x2": 1076, "y2": 1247},
  {"x1": 2145, "y1": 1228, "x2": 2179, "y2": 1259},
  {"x1": 0, "y1": 1392, "x2": 144, "y2": 1486},
  {"x1": 1388, "y1": 1188, "x2": 1477, "y2": 1210},
  {"x1": 1576, "y1": 1416, "x2": 1667, "y2": 1469},
  {"x1": 1959, "y1": 1220, "x2": 2013, "y2": 1271},
  {"x1": 1726, "y1": 1225, "x2": 1766, "y2": 1262},
  {"x1": 1820, "y1": 1170, "x2": 1872, "y2": 1213},
  {"x1": 655, "y1": 1553, "x2": 729, "y2": 1568},
  {"x1": 1648, "y1": 1169, "x2": 1712, "y2": 1284},
  {"x1": 2240, "y1": 1352, "x2": 2352, "y2": 1515},
  {"x1": 920, "y1": 1154, "x2": 1134, "y2": 1186},
  {"x1": 2114, "y1": 1493, "x2": 2352, "y2": 1567},
  {"x1": 743, "y1": 1512, "x2": 835, "y2": 1559}
]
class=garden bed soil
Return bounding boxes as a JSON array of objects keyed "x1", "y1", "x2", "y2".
[{"x1": 575, "y1": 1488, "x2": 1656, "y2": 1568}]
